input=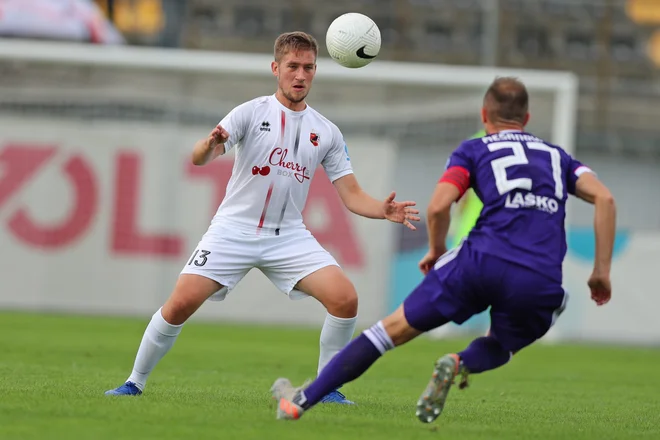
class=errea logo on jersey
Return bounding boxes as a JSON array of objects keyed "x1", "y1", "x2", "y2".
[{"x1": 505, "y1": 191, "x2": 559, "y2": 214}]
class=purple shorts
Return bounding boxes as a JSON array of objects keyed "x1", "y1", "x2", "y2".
[{"x1": 403, "y1": 241, "x2": 568, "y2": 353}]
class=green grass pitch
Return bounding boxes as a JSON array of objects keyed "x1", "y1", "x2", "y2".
[{"x1": 0, "y1": 311, "x2": 658, "y2": 440}]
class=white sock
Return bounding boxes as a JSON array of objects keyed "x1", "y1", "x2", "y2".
[
  {"x1": 317, "y1": 313, "x2": 358, "y2": 376},
  {"x1": 127, "y1": 308, "x2": 183, "y2": 390},
  {"x1": 363, "y1": 321, "x2": 395, "y2": 354}
]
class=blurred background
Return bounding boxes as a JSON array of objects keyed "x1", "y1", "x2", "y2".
[
  {"x1": 96, "y1": 0, "x2": 660, "y2": 157},
  {"x1": 0, "y1": 0, "x2": 658, "y2": 344}
]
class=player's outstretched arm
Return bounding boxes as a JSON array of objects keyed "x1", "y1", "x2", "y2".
[
  {"x1": 419, "y1": 182, "x2": 461, "y2": 274},
  {"x1": 191, "y1": 125, "x2": 230, "y2": 166},
  {"x1": 575, "y1": 173, "x2": 616, "y2": 306},
  {"x1": 332, "y1": 174, "x2": 420, "y2": 230}
]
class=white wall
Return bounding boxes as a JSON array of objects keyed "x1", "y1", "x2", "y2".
[
  {"x1": 568, "y1": 153, "x2": 660, "y2": 229},
  {"x1": 0, "y1": 117, "x2": 397, "y2": 327}
]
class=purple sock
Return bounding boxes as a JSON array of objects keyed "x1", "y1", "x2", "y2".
[
  {"x1": 458, "y1": 336, "x2": 511, "y2": 373},
  {"x1": 296, "y1": 322, "x2": 394, "y2": 410}
]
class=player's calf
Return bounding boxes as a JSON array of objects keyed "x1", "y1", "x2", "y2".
[
  {"x1": 380, "y1": 306, "x2": 424, "y2": 346},
  {"x1": 295, "y1": 265, "x2": 359, "y2": 404},
  {"x1": 458, "y1": 336, "x2": 512, "y2": 374}
]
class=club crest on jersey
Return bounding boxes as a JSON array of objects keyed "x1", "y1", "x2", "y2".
[{"x1": 310, "y1": 131, "x2": 320, "y2": 147}]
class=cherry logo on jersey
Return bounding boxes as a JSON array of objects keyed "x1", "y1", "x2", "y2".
[
  {"x1": 251, "y1": 165, "x2": 270, "y2": 176},
  {"x1": 310, "y1": 132, "x2": 320, "y2": 147},
  {"x1": 268, "y1": 147, "x2": 309, "y2": 183}
]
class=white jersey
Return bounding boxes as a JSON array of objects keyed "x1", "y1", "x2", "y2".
[{"x1": 209, "y1": 95, "x2": 353, "y2": 235}]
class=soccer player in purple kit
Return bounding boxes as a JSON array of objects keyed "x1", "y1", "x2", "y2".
[{"x1": 271, "y1": 77, "x2": 616, "y2": 423}]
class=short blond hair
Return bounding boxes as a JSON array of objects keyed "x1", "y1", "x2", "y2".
[
  {"x1": 274, "y1": 31, "x2": 318, "y2": 62},
  {"x1": 484, "y1": 77, "x2": 529, "y2": 124}
]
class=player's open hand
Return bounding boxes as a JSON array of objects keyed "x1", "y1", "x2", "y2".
[
  {"x1": 383, "y1": 191, "x2": 420, "y2": 230},
  {"x1": 210, "y1": 125, "x2": 230, "y2": 146},
  {"x1": 587, "y1": 270, "x2": 611, "y2": 306}
]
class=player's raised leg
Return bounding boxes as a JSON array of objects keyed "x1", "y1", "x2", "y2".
[
  {"x1": 272, "y1": 258, "x2": 469, "y2": 420},
  {"x1": 272, "y1": 304, "x2": 428, "y2": 420},
  {"x1": 294, "y1": 265, "x2": 359, "y2": 404},
  {"x1": 105, "y1": 274, "x2": 222, "y2": 395},
  {"x1": 272, "y1": 241, "x2": 486, "y2": 421}
]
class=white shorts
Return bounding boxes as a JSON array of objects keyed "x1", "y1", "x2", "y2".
[{"x1": 180, "y1": 225, "x2": 339, "y2": 301}]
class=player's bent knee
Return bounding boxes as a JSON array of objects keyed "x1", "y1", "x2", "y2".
[
  {"x1": 324, "y1": 289, "x2": 358, "y2": 318},
  {"x1": 162, "y1": 298, "x2": 197, "y2": 325},
  {"x1": 296, "y1": 267, "x2": 359, "y2": 318},
  {"x1": 342, "y1": 293, "x2": 359, "y2": 317},
  {"x1": 162, "y1": 274, "x2": 223, "y2": 325}
]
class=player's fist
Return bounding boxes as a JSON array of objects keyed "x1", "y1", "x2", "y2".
[
  {"x1": 587, "y1": 271, "x2": 611, "y2": 306},
  {"x1": 418, "y1": 250, "x2": 441, "y2": 276},
  {"x1": 210, "y1": 125, "x2": 230, "y2": 145}
]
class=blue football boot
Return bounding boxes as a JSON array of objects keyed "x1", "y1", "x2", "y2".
[
  {"x1": 320, "y1": 389, "x2": 354, "y2": 404},
  {"x1": 104, "y1": 381, "x2": 143, "y2": 396}
]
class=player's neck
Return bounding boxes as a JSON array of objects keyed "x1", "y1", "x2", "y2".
[
  {"x1": 486, "y1": 123, "x2": 525, "y2": 134},
  {"x1": 275, "y1": 90, "x2": 307, "y2": 112}
]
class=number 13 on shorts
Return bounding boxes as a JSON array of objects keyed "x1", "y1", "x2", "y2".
[{"x1": 188, "y1": 249, "x2": 211, "y2": 267}]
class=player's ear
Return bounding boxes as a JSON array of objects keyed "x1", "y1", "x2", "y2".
[
  {"x1": 523, "y1": 112, "x2": 530, "y2": 126},
  {"x1": 271, "y1": 61, "x2": 278, "y2": 77},
  {"x1": 481, "y1": 107, "x2": 488, "y2": 124}
]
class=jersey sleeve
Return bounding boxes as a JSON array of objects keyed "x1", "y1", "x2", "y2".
[
  {"x1": 217, "y1": 102, "x2": 254, "y2": 154},
  {"x1": 322, "y1": 125, "x2": 354, "y2": 183},
  {"x1": 565, "y1": 154, "x2": 595, "y2": 195},
  {"x1": 439, "y1": 142, "x2": 474, "y2": 197}
]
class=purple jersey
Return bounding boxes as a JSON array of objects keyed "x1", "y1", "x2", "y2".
[{"x1": 446, "y1": 130, "x2": 593, "y2": 282}]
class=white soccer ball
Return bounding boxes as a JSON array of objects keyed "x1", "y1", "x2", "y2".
[{"x1": 325, "y1": 13, "x2": 381, "y2": 68}]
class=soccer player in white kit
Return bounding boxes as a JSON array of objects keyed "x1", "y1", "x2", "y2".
[{"x1": 105, "y1": 31, "x2": 420, "y2": 404}]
